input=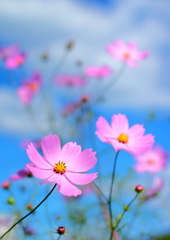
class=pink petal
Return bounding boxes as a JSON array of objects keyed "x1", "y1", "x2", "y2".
[
  {"x1": 111, "y1": 114, "x2": 129, "y2": 135},
  {"x1": 40, "y1": 172, "x2": 62, "y2": 185},
  {"x1": 58, "y1": 176, "x2": 82, "y2": 197},
  {"x1": 26, "y1": 143, "x2": 52, "y2": 169},
  {"x1": 60, "y1": 142, "x2": 81, "y2": 164},
  {"x1": 128, "y1": 134, "x2": 154, "y2": 155},
  {"x1": 67, "y1": 149, "x2": 97, "y2": 172},
  {"x1": 64, "y1": 172, "x2": 97, "y2": 185},
  {"x1": 128, "y1": 124, "x2": 145, "y2": 139},
  {"x1": 96, "y1": 116, "x2": 115, "y2": 142},
  {"x1": 41, "y1": 134, "x2": 61, "y2": 165},
  {"x1": 26, "y1": 164, "x2": 53, "y2": 179}
]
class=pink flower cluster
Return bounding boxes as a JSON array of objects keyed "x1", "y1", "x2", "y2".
[
  {"x1": 0, "y1": 44, "x2": 26, "y2": 69},
  {"x1": 17, "y1": 72, "x2": 41, "y2": 105},
  {"x1": 26, "y1": 134, "x2": 97, "y2": 197},
  {"x1": 107, "y1": 40, "x2": 148, "y2": 67}
]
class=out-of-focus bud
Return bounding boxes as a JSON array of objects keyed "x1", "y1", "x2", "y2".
[
  {"x1": 66, "y1": 40, "x2": 75, "y2": 50},
  {"x1": 81, "y1": 95, "x2": 89, "y2": 103},
  {"x1": 57, "y1": 226, "x2": 66, "y2": 235},
  {"x1": 2, "y1": 180, "x2": 10, "y2": 190},
  {"x1": 7, "y1": 197, "x2": 15, "y2": 205},
  {"x1": 123, "y1": 205, "x2": 129, "y2": 211},
  {"x1": 135, "y1": 185, "x2": 144, "y2": 194},
  {"x1": 41, "y1": 52, "x2": 49, "y2": 61},
  {"x1": 26, "y1": 203, "x2": 33, "y2": 211},
  {"x1": 76, "y1": 60, "x2": 83, "y2": 66}
]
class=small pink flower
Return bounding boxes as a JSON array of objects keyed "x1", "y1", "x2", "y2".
[
  {"x1": 0, "y1": 44, "x2": 18, "y2": 60},
  {"x1": 1, "y1": 180, "x2": 11, "y2": 190},
  {"x1": 5, "y1": 53, "x2": 26, "y2": 69},
  {"x1": 96, "y1": 114, "x2": 154, "y2": 155},
  {"x1": 11, "y1": 168, "x2": 32, "y2": 180},
  {"x1": 85, "y1": 65, "x2": 112, "y2": 78},
  {"x1": 54, "y1": 74, "x2": 86, "y2": 87},
  {"x1": 26, "y1": 134, "x2": 97, "y2": 197},
  {"x1": 134, "y1": 146, "x2": 168, "y2": 173},
  {"x1": 141, "y1": 177, "x2": 164, "y2": 201},
  {"x1": 106, "y1": 40, "x2": 149, "y2": 67},
  {"x1": 17, "y1": 71, "x2": 42, "y2": 105}
]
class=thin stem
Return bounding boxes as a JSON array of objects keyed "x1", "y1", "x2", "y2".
[
  {"x1": 92, "y1": 182, "x2": 108, "y2": 203},
  {"x1": 108, "y1": 151, "x2": 120, "y2": 240},
  {"x1": 0, "y1": 184, "x2": 57, "y2": 239},
  {"x1": 57, "y1": 235, "x2": 61, "y2": 240},
  {"x1": 113, "y1": 193, "x2": 139, "y2": 231},
  {"x1": 92, "y1": 63, "x2": 126, "y2": 109}
]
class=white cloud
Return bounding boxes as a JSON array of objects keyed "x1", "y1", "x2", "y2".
[{"x1": 0, "y1": 0, "x2": 170, "y2": 132}]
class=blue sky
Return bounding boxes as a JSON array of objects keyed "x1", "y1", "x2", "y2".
[{"x1": 0, "y1": 0, "x2": 170, "y2": 238}]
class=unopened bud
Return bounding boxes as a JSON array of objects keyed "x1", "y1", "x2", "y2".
[
  {"x1": 2, "y1": 180, "x2": 10, "y2": 190},
  {"x1": 7, "y1": 197, "x2": 15, "y2": 205},
  {"x1": 57, "y1": 226, "x2": 66, "y2": 235},
  {"x1": 123, "y1": 205, "x2": 129, "y2": 211},
  {"x1": 27, "y1": 203, "x2": 33, "y2": 211},
  {"x1": 135, "y1": 185, "x2": 144, "y2": 193},
  {"x1": 66, "y1": 41, "x2": 74, "y2": 50}
]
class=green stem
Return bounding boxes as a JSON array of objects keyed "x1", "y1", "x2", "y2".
[
  {"x1": 108, "y1": 151, "x2": 120, "y2": 240},
  {"x1": 0, "y1": 184, "x2": 57, "y2": 239},
  {"x1": 113, "y1": 193, "x2": 139, "y2": 231}
]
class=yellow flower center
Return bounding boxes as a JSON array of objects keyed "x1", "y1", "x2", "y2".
[
  {"x1": 124, "y1": 52, "x2": 130, "y2": 59},
  {"x1": 117, "y1": 133, "x2": 128, "y2": 143},
  {"x1": 53, "y1": 161, "x2": 66, "y2": 174}
]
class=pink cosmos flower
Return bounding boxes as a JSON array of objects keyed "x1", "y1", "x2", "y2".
[
  {"x1": 5, "y1": 53, "x2": 26, "y2": 69},
  {"x1": 95, "y1": 114, "x2": 154, "y2": 155},
  {"x1": 11, "y1": 168, "x2": 32, "y2": 180},
  {"x1": 106, "y1": 40, "x2": 149, "y2": 67},
  {"x1": 17, "y1": 71, "x2": 42, "y2": 105},
  {"x1": 0, "y1": 44, "x2": 18, "y2": 60},
  {"x1": 85, "y1": 65, "x2": 112, "y2": 78},
  {"x1": 54, "y1": 74, "x2": 86, "y2": 87},
  {"x1": 141, "y1": 177, "x2": 164, "y2": 201},
  {"x1": 26, "y1": 134, "x2": 97, "y2": 197},
  {"x1": 134, "y1": 146, "x2": 168, "y2": 173}
]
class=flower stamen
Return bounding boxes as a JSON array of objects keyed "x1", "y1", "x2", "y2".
[
  {"x1": 118, "y1": 133, "x2": 128, "y2": 143},
  {"x1": 54, "y1": 161, "x2": 66, "y2": 174}
]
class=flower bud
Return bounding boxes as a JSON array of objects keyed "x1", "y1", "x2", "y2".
[
  {"x1": 57, "y1": 226, "x2": 66, "y2": 235},
  {"x1": 66, "y1": 41, "x2": 74, "y2": 50},
  {"x1": 26, "y1": 203, "x2": 33, "y2": 211},
  {"x1": 135, "y1": 185, "x2": 144, "y2": 193},
  {"x1": 7, "y1": 197, "x2": 15, "y2": 205},
  {"x1": 2, "y1": 180, "x2": 10, "y2": 190}
]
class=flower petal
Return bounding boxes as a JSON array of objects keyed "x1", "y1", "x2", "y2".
[
  {"x1": 40, "y1": 173, "x2": 62, "y2": 185},
  {"x1": 60, "y1": 142, "x2": 81, "y2": 164},
  {"x1": 67, "y1": 149, "x2": 97, "y2": 172},
  {"x1": 111, "y1": 114, "x2": 129, "y2": 135},
  {"x1": 41, "y1": 134, "x2": 61, "y2": 165},
  {"x1": 96, "y1": 116, "x2": 115, "y2": 142},
  {"x1": 128, "y1": 134, "x2": 154, "y2": 155},
  {"x1": 58, "y1": 176, "x2": 82, "y2": 197},
  {"x1": 128, "y1": 124, "x2": 145, "y2": 139},
  {"x1": 64, "y1": 172, "x2": 97, "y2": 185},
  {"x1": 26, "y1": 143, "x2": 51, "y2": 169},
  {"x1": 26, "y1": 164, "x2": 53, "y2": 179}
]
